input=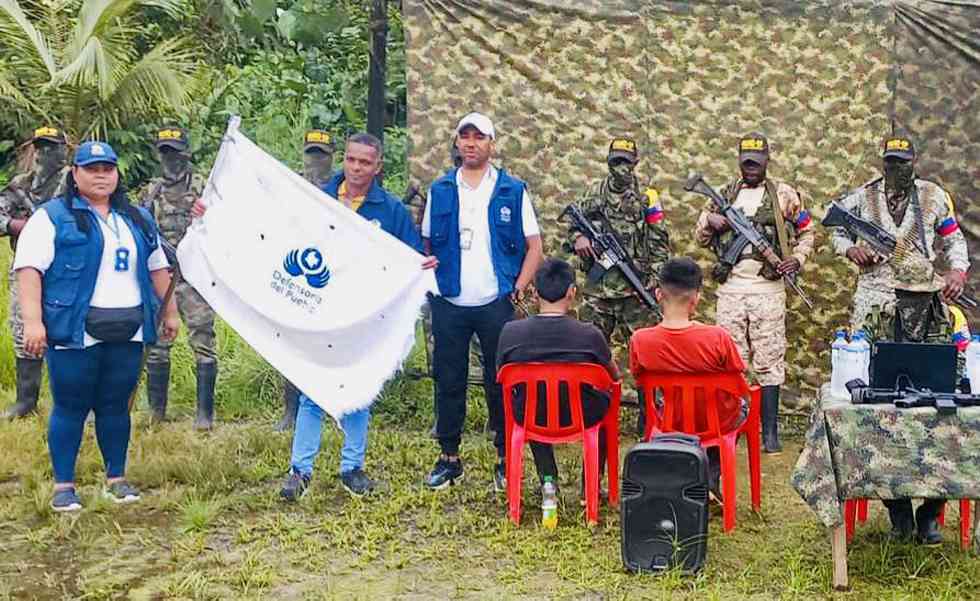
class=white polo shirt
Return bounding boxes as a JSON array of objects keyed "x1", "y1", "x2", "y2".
[
  {"x1": 422, "y1": 165, "x2": 540, "y2": 307},
  {"x1": 14, "y1": 207, "x2": 169, "y2": 346}
]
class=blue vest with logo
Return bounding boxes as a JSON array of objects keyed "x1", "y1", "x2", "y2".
[
  {"x1": 428, "y1": 168, "x2": 527, "y2": 299},
  {"x1": 40, "y1": 197, "x2": 162, "y2": 348}
]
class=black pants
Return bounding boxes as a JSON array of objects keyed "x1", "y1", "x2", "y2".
[
  {"x1": 513, "y1": 389, "x2": 611, "y2": 484},
  {"x1": 431, "y1": 295, "x2": 514, "y2": 457}
]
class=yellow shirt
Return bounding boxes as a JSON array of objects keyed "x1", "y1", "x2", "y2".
[{"x1": 338, "y1": 181, "x2": 366, "y2": 213}]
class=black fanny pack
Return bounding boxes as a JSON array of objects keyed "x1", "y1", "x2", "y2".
[{"x1": 85, "y1": 306, "x2": 143, "y2": 342}]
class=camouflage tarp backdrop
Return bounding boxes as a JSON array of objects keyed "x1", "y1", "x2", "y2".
[{"x1": 403, "y1": 0, "x2": 979, "y2": 406}]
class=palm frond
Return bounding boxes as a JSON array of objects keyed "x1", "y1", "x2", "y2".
[
  {"x1": 71, "y1": 0, "x2": 182, "y2": 57},
  {"x1": 102, "y1": 36, "x2": 197, "y2": 127},
  {"x1": 0, "y1": 0, "x2": 57, "y2": 76}
]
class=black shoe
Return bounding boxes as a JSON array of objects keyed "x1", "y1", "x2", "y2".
[
  {"x1": 3, "y1": 358, "x2": 43, "y2": 419},
  {"x1": 280, "y1": 469, "x2": 310, "y2": 502},
  {"x1": 493, "y1": 461, "x2": 506, "y2": 493},
  {"x1": 424, "y1": 457, "x2": 464, "y2": 490},
  {"x1": 193, "y1": 362, "x2": 217, "y2": 431},
  {"x1": 761, "y1": 385, "x2": 783, "y2": 454},
  {"x1": 885, "y1": 500, "x2": 915, "y2": 541},
  {"x1": 341, "y1": 468, "x2": 376, "y2": 496},
  {"x1": 275, "y1": 378, "x2": 300, "y2": 432},
  {"x1": 915, "y1": 503, "x2": 944, "y2": 546},
  {"x1": 146, "y1": 361, "x2": 170, "y2": 423}
]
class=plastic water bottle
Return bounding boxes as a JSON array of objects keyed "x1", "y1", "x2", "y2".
[
  {"x1": 852, "y1": 331, "x2": 871, "y2": 385},
  {"x1": 830, "y1": 330, "x2": 849, "y2": 399},
  {"x1": 967, "y1": 335, "x2": 980, "y2": 393},
  {"x1": 841, "y1": 334, "x2": 864, "y2": 390},
  {"x1": 541, "y1": 476, "x2": 558, "y2": 529}
]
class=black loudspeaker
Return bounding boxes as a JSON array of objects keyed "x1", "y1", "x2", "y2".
[{"x1": 621, "y1": 433, "x2": 709, "y2": 574}]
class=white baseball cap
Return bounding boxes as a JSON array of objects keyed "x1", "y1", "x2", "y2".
[{"x1": 455, "y1": 112, "x2": 495, "y2": 139}]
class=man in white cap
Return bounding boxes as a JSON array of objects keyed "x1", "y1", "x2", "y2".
[{"x1": 422, "y1": 112, "x2": 544, "y2": 490}]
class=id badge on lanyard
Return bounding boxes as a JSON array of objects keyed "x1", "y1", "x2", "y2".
[{"x1": 460, "y1": 228, "x2": 474, "y2": 250}]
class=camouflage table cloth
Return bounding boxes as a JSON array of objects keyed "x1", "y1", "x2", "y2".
[{"x1": 792, "y1": 384, "x2": 980, "y2": 548}]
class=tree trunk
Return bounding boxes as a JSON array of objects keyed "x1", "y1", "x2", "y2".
[{"x1": 367, "y1": 0, "x2": 387, "y2": 153}]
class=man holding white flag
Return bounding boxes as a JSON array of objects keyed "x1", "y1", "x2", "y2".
[{"x1": 183, "y1": 123, "x2": 436, "y2": 497}]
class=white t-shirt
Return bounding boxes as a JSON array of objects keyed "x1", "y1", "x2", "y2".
[
  {"x1": 717, "y1": 185, "x2": 784, "y2": 296},
  {"x1": 13, "y1": 207, "x2": 169, "y2": 346},
  {"x1": 422, "y1": 165, "x2": 540, "y2": 307}
]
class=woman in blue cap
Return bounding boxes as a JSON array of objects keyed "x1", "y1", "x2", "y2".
[{"x1": 12, "y1": 141, "x2": 180, "y2": 512}]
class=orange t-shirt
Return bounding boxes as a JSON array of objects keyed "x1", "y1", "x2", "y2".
[{"x1": 629, "y1": 322, "x2": 747, "y2": 432}]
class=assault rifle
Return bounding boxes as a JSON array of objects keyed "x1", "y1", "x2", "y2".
[
  {"x1": 561, "y1": 203, "x2": 658, "y2": 310},
  {"x1": 846, "y1": 379, "x2": 980, "y2": 416},
  {"x1": 684, "y1": 173, "x2": 813, "y2": 309},
  {"x1": 822, "y1": 201, "x2": 978, "y2": 309}
]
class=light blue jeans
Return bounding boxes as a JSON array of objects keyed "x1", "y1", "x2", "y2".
[{"x1": 290, "y1": 394, "x2": 370, "y2": 476}]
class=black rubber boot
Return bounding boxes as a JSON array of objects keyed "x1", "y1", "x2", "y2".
[
  {"x1": 761, "y1": 385, "x2": 783, "y2": 454},
  {"x1": 3, "y1": 358, "x2": 44, "y2": 419},
  {"x1": 915, "y1": 500, "x2": 944, "y2": 546},
  {"x1": 884, "y1": 499, "x2": 916, "y2": 541},
  {"x1": 145, "y1": 361, "x2": 170, "y2": 423},
  {"x1": 275, "y1": 378, "x2": 300, "y2": 432},
  {"x1": 193, "y1": 361, "x2": 217, "y2": 431}
]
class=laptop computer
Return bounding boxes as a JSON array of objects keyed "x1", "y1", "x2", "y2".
[{"x1": 870, "y1": 342, "x2": 957, "y2": 393}]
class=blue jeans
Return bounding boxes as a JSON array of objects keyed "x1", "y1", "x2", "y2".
[
  {"x1": 46, "y1": 342, "x2": 143, "y2": 483},
  {"x1": 290, "y1": 394, "x2": 370, "y2": 476}
]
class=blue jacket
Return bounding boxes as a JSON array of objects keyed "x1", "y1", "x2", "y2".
[
  {"x1": 427, "y1": 168, "x2": 527, "y2": 298},
  {"x1": 321, "y1": 174, "x2": 423, "y2": 253},
  {"x1": 39, "y1": 197, "x2": 162, "y2": 348}
]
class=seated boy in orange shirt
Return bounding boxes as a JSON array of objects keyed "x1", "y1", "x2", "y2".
[{"x1": 629, "y1": 257, "x2": 747, "y2": 499}]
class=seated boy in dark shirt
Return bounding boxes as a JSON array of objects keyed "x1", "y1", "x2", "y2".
[{"x1": 497, "y1": 258, "x2": 620, "y2": 488}]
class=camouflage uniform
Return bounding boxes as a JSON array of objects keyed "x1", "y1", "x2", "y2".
[
  {"x1": 573, "y1": 138, "x2": 671, "y2": 360},
  {"x1": 694, "y1": 163, "x2": 815, "y2": 386},
  {"x1": 141, "y1": 126, "x2": 217, "y2": 429},
  {"x1": 141, "y1": 172, "x2": 213, "y2": 365},
  {"x1": 1, "y1": 126, "x2": 68, "y2": 418},
  {"x1": 695, "y1": 133, "x2": 815, "y2": 453},
  {"x1": 829, "y1": 135, "x2": 972, "y2": 541},
  {"x1": 830, "y1": 177, "x2": 970, "y2": 333}
]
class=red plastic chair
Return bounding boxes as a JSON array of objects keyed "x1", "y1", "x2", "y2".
[
  {"x1": 635, "y1": 371, "x2": 762, "y2": 533},
  {"x1": 498, "y1": 362, "x2": 621, "y2": 525},
  {"x1": 845, "y1": 498, "x2": 973, "y2": 549}
]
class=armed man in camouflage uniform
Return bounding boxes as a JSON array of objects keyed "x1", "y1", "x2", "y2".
[
  {"x1": 571, "y1": 138, "x2": 671, "y2": 355},
  {"x1": 830, "y1": 135, "x2": 970, "y2": 545},
  {"x1": 140, "y1": 126, "x2": 216, "y2": 430},
  {"x1": 275, "y1": 129, "x2": 337, "y2": 431},
  {"x1": 695, "y1": 132, "x2": 815, "y2": 454},
  {"x1": 1, "y1": 126, "x2": 68, "y2": 418}
]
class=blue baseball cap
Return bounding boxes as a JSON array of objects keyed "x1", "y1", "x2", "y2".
[{"x1": 74, "y1": 141, "x2": 118, "y2": 166}]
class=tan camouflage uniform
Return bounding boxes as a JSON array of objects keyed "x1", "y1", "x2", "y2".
[
  {"x1": 141, "y1": 172, "x2": 216, "y2": 364},
  {"x1": 696, "y1": 179, "x2": 815, "y2": 387},
  {"x1": 830, "y1": 176, "x2": 970, "y2": 334},
  {"x1": 0, "y1": 168, "x2": 67, "y2": 358},
  {"x1": 575, "y1": 178, "x2": 670, "y2": 358}
]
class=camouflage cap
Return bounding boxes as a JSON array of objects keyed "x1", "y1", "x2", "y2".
[
  {"x1": 882, "y1": 135, "x2": 915, "y2": 160},
  {"x1": 32, "y1": 126, "x2": 66, "y2": 145},
  {"x1": 303, "y1": 129, "x2": 335, "y2": 153},
  {"x1": 155, "y1": 126, "x2": 189, "y2": 151},
  {"x1": 607, "y1": 137, "x2": 638, "y2": 163},
  {"x1": 738, "y1": 132, "x2": 769, "y2": 163}
]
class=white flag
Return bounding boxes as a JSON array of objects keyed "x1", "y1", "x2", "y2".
[{"x1": 178, "y1": 118, "x2": 436, "y2": 418}]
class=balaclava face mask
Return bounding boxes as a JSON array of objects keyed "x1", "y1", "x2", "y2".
[
  {"x1": 33, "y1": 142, "x2": 67, "y2": 191},
  {"x1": 160, "y1": 149, "x2": 191, "y2": 184},
  {"x1": 608, "y1": 160, "x2": 636, "y2": 193},
  {"x1": 303, "y1": 150, "x2": 334, "y2": 185},
  {"x1": 884, "y1": 159, "x2": 914, "y2": 199}
]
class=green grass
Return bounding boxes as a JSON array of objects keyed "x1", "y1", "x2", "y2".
[{"x1": 0, "y1": 250, "x2": 978, "y2": 599}]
